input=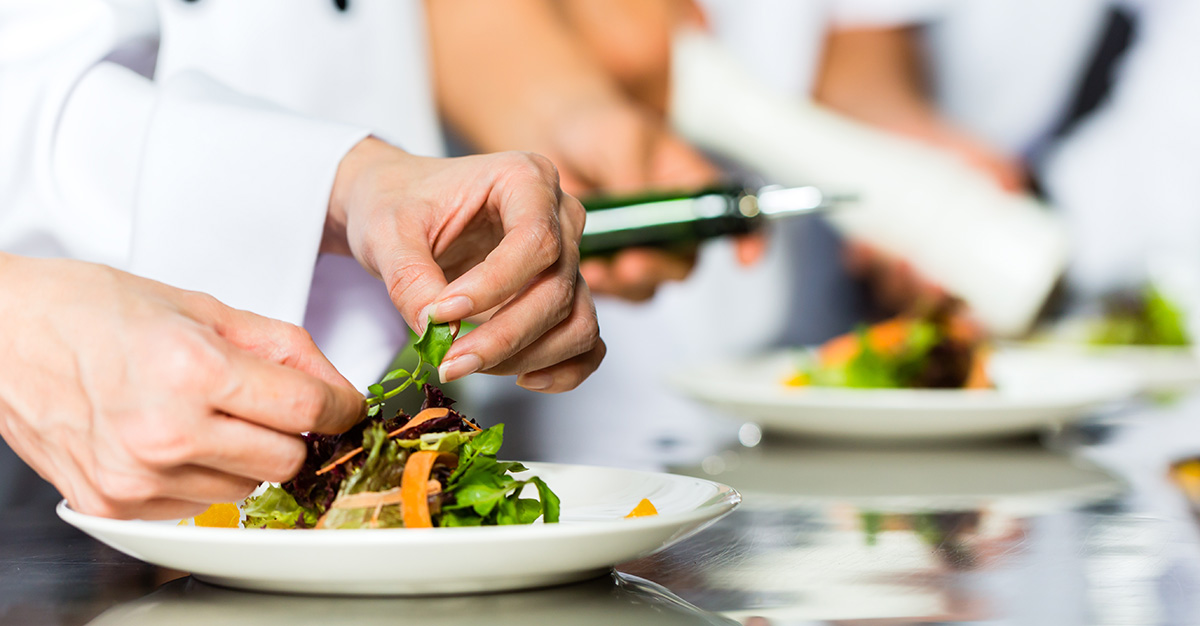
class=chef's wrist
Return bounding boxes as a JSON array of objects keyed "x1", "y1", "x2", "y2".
[
  {"x1": 0, "y1": 252, "x2": 21, "y2": 291},
  {"x1": 325, "y1": 136, "x2": 400, "y2": 255}
]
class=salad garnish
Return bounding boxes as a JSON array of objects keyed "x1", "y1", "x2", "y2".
[
  {"x1": 1089, "y1": 286, "x2": 1190, "y2": 347},
  {"x1": 787, "y1": 304, "x2": 991, "y2": 389},
  {"x1": 239, "y1": 318, "x2": 561, "y2": 529}
]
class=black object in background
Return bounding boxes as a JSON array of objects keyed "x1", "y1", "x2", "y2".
[{"x1": 579, "y1": 184, "x2": 842, "y2": 257}]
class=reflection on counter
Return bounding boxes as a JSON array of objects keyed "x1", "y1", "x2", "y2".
[
  {"x1": 617, "y1": 437, "x2": 1191, "y2": 624},
  {"x1": 673, "y1": 436, "x2": 1125, "y2": 510},
  {"x1": 86, "y1": 573, "x2": 736, "y2": 626}
]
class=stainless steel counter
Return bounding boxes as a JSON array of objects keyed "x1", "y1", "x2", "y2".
[{"x1": 5, "y1": 393, "x2": 1200, "y2": 625}]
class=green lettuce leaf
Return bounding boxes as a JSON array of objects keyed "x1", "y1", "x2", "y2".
[
  {"x1": 339, "y1": 423, "x2": 407, "y2": 496},
  {"x1": 529, "y1": 476, "x2": 561, "y2": 523},
  {"x1": 439, "y1": 424, "x2": 559, "y2": 527},
  {"x1": 414, "y1": 318, "x2": 455, "y2": 371},
  {"x1": 243, "y1": 485, "x2": 319, "y2": 529}
]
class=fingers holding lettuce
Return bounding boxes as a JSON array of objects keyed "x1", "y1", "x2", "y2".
[
  {"x1": 325, "y1": 138, "x2": 604, "y2": 393},
  {"x1": 0, "y1": 255, "x2": 364, "y2": 520}
]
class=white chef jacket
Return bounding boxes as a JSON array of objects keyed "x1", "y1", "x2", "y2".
[{"x1": 0, "y1": 0, "x2": 443, "y2": 388}]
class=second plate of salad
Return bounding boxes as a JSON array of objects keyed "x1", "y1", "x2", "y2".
[
  {"x1": 670, "y1": 310, "x2": 1141, "y2": 441},
  {"x1": 1018, "y1": 286, "x2": 1200, "y2": 393}
]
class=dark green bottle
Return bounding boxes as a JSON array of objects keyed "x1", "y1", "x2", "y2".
[{"x1": 579, "y1": 184, "x2": 837, "y2": 257}]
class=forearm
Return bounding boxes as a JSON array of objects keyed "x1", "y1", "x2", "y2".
[
  {"x1": 555, "y1": 0, "x2": 700, "y2": 113},
  {"x1": 814, "y1": 27, "x2": 943, "y2": 136},
  {"x1": 425, "y1": 0, "x2": 621, "y2": 151}
]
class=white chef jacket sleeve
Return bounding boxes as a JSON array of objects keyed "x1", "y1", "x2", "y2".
[
  {"x1": 4, "y1": 1, "x2": 369, "y2": 325},
  {"x1": 126, "y1": 71, "x2": 370, "y2": 323}
]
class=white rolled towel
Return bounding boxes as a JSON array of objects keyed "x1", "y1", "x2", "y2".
[{"x1": 669, "y1": 31, "x2": 1068, "y2": 337}]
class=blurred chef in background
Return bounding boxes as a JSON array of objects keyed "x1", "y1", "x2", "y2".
[
  {"x1": 443, "y1": 0, "x2": 1032, "y2": 468},
  {"x1": 631, "y1": 0, "x2": 1198, "y2": 323},
  {"x1": 560, "y1": 0, "x2": 1049, "y2": 320},
  {"x1": 0, "y1": 0, "x2": 605, "y2": 512}
]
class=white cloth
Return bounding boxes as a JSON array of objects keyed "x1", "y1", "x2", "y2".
[{"x1": 0, "y1": 0, "x2": 444, "y2": 388}]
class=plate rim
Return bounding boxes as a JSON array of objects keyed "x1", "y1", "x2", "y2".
[
  {"x1": 668, "y1": 348, "x2": 1141, "y2": 412},
  {"x1": 56, "y1": 461, "x2": 742, "y2": 543}
]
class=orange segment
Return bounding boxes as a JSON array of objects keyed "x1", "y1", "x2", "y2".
[
  {"x1": 625, "y1": 498, "x2": 658, "y2": 518},
  {"x1": 1171, "y1": 460, "x2": 1200, "y2": 503},
  {"x1": 190, "y1": 502, "x2": 240, "y2": 528},
  {"x1": 783, "y1": 372, "x2": 810, "y2": 387}
]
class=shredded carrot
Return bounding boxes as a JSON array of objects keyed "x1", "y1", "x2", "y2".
[
  {"x1": 866, "y1": 318, "x2": 913, "y2": 353},
  {"x1": 400, "y1": 450, "x2": 457, "y2": 528},
  {"x1": 819, "y1": 317, "x2": 914, "y2": 366},
  {"x1": 964, "y1": 348, "x2": 993, "y2": 389},
  {"x1": 316, "y1": 407, "x2": 453, "y2": 475},
  {"x1": 328, "y1": 487, "x2": 404, "y2": 510}
]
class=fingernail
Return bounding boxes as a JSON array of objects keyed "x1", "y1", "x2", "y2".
[
  {"x1": 439, "y1": 354, "x2": 482, "y2": 382},
  {"x1": 517, "y1": 372, "x2": 553, "y2": 391},
  {"x1": 416, "y1": 305, "x2": 434, "y2": 334},
  {"x1": 432, "y1": 296, "x2": 473, "y2": 322}
]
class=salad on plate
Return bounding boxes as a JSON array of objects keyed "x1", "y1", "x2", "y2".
[
  {"x1": 785, "y1": 305, "x2": 991, "y2": 390},
  {"x1": 184, "y1": 320, "x2": 560, "y2": 530},
  {"x1": 1086, "y1": 286, "x2": 1190, "y2": 347}
]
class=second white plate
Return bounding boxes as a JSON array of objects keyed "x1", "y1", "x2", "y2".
[
  {"x1": 58, "y1": 463, "x2": 739, "y2": 596},
  {"x1": 669, "y1": 349, "x2": 1140, "y2": 441}
]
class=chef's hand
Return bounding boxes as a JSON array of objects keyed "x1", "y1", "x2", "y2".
[
  {"x1": 326, "y1": 138, "x2": 605, "y2": 392},
  {"x1": 0, "y1": 255, "x2": 364, "y2": 520},
  {"x1": 548, "y1": 100, "x2": 766, "y2": 301},
  {"x1": 844, "y1": 240, "x2": 949, "y2": 315}
]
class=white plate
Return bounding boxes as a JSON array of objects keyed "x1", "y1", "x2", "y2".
[
  {"x1": 668, "y1": 349, "x2": 1140, "y2": 441},
  {"x1": 1012, "y1": 341, "x2": 1200, "y2": 393},
  {"x1": 1021, "y1": 316, "x2": 1200, "y2": 392},
  {"x1": 58, "y1": 463, "x2": 739, "y2": 596}
]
